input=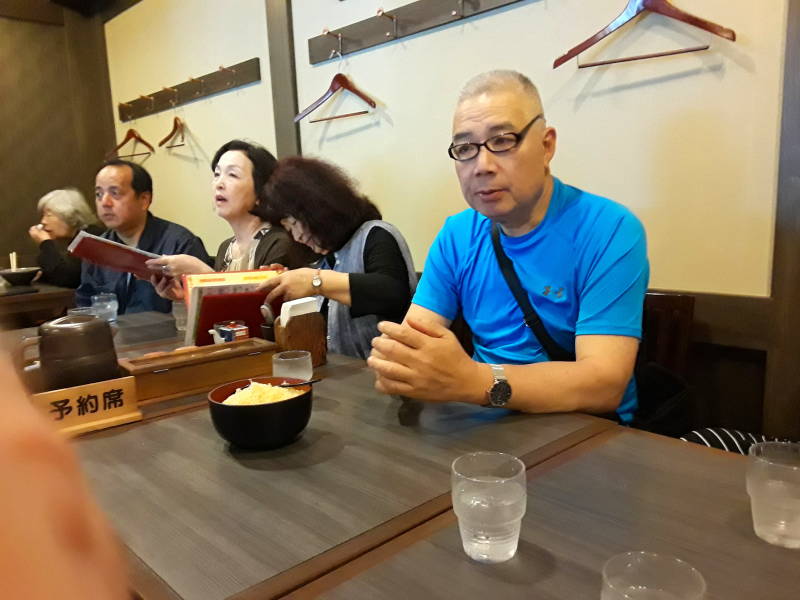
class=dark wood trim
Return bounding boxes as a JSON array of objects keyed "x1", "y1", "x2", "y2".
[
  {"x1": 764, "y1": 0, "x2": 800, "y2": 439},
  {"x1": 306, "y1": 0, "x2": 526, "y2": 65},
  {"x1": 0, "y1": 0, "x2": 64, "y2": 25},
  {"x1": 689, "y1": 292, "x2": 772, "y2": 350},
  {"x1": 229, "y1": 419, "x2": 612, "y2": 600},
  {"x1": 117, "y1": 57, "x2": 262, "y2": 121},
  {"x1": 641, "y1": 290, "x2": 770, "y2": 350},
  {"x1": 266, "y1": 0, "x2": 301, "y2": 157}
]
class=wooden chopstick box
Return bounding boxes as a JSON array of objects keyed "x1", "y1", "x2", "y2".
[
  {"x1": 118, "y1": 338, "x2": 278, "y2": 405},
  {"x1": 274, "y1": 312, "x2": 327, "y2": 367}
]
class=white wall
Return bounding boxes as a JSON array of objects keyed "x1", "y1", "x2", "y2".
[
  {"x1": 291, "y1": 0, "x2": 787, "y2": 297},
  {"x1": 104, "y1": 0, "x2": 276, "y2": 256}
]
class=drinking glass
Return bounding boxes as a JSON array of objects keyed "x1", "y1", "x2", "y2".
[
  {"x1": 67, "y1": 307, "x2": 99, "y2": 318},
  {"x1": 91, "y1": 292, "x2": 118, "y2": 322},
  {"x1": 451, "y1": 451, "x2": 526, "y2": 563},
  {"x1": 746, "y1": 441, "x2": 800, "y2": 548},
  {"x1": 272, "y1": 350, "x2": 313, "y2": 381},
  {"x1": 602, "y1": 551, "x2": 706, "y2": 600},
  {"x1": 172, "y1": 301, "x2": 188, "y2": 333}
]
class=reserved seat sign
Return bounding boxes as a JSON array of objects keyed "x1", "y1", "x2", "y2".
[{"x1": 31, "y1": 376, "x2": 142, "y2": 437}]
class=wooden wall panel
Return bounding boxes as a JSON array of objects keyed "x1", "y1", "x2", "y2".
[
  {"x1": 687, "y1": 344, "x2": 766, "y2": 434},
  {"x1": 0, "y1": 16, "x2": 76, "y2": 265},
  {"x1": 0, "y1": 11, "x2": 114, "y2": 268}
]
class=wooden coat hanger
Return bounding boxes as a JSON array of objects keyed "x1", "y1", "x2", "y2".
[
  {"x1": 106, "y1": 128, "x2": 155, "y2": 159},
  {"x1": 158, "y1": 116, "x2": 185, "y2": 149},
  {"x1": 553, "y1": 0, "x2": 736, "y2": 69},
  {"x1": 294, "y1": 73, "x2": 377, "y2": 123}
]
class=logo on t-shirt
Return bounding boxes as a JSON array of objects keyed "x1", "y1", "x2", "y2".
[{"x1": 542, "y1": 286, "x2": 565, "y2": 299}]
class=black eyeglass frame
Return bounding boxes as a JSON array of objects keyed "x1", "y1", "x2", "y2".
[{"x1": 447, "y1": 113, "x2": 544, "y2": 161}]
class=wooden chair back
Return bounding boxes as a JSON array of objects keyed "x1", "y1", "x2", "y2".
[{"x1": 641, "y1": 291, "x2": 695, "y2": 377}]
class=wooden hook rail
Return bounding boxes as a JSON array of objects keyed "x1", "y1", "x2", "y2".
[
  {"x1": 308, "y1": 0, "x2": 524, "y2": 65},
  {"x1": 117, "y1": 58, "x2": 261, "y2": 122}
]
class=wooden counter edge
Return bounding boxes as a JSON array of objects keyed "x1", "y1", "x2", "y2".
[{"x1": 126, "y1": 546, "x2": 182, "y2": 600}]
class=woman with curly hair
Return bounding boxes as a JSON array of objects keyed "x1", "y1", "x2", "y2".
[{"x1": 259, "y1": 157, "x2": 417, "y2": 359}]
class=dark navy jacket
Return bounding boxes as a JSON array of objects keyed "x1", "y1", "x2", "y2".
[{"x1": 76, "y1": 212, "x2": 210, "y2": 314}]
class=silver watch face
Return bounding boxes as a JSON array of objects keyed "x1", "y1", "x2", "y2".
[
  {"x1": 489, "y1": 379, "x2": 512, "y2": 407},
  {"x1": 311, "y1": 275, "x2": 322, "y2": 288}
]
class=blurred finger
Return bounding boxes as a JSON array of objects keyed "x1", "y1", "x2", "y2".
[
  {"x1": 374, "y1": 373, "x2": 414, "y2": 396},
  {"x1": 258, "y1": 276, "x2": 281, "y2": 292},
  {"x1": 369, "y1": 340, "x2": 388, "y2": 362},
  {"x1": 145, "y1": 258, "x2": 167, "y2": 269},
  {"x1": 376, "y1": 321, "x2": 428, "y2": 350},
  {"x1": 367, "y1": 355, "x2": 415, "y2": 383},
  {"x1": 370, "y1": 335, "x2": 416, "y2": 366},
  {"x1": 265, "y1": 282, "x2": 286, "y2": 305}
]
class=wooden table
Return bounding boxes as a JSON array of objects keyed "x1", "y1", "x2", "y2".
[
  {"x1": 299, "y1": 428, "x2": 800, "y2": 600},
  {"x1": 1, "y1": 303, "x2": 177, "y2": 348},
  {"x1": 75, "y1": 352, "x2": 613, "y2": 600},
  {"x1": 0, "y1": 283, "x2": 75, "y2": 327}
]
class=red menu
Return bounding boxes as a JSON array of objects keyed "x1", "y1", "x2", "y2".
[{"x1": 68, "y1": 230, "x2": 159, "y2": 279}]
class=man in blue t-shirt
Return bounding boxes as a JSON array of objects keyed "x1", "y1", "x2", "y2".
[{"x1": 368, "y1": 71, "x2": 649, "y2": 423}]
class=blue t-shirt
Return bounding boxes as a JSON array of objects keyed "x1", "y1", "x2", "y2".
[{"x1": 413, "y1": 177, "x2": 649, "y2": 422}]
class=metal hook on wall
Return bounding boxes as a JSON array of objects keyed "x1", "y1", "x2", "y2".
[
  {"x1": 322, "y1": 28, "x2": 343, "y2": 57},
  {"x1": 328, "y1": 48, "x2": 346, "y2": 72},
  {"x1": 139, "y1": 94, "x2": 154, "y2": 109},
  {"x1": 162, "y1": 86, "x2": 178, "y2": 107},
  {"x1": 188, "y1": 76, "x2": 204, "y2": 98},
  {"x1": 218, "y1": 65, "x2": 236, "y2": 87},
  {"x1": 377, "y1": 8, "x2": 398, "y2": 39}
]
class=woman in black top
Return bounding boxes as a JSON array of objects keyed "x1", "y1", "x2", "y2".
[
  {"x1": 258, "y1": 157, "x2": 417, "y2": 358},
  {"x1": 28, "y1": 188, "x2": 105, "y2": 288}
]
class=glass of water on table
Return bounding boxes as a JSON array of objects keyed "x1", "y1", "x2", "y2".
[
  {"x1": 272, "y1": 350, "x2": 313, "y2": 382},
  {"x1": 91, "y1": 292, "x2": 118, "y2": 322},
  {"x1": 451, "y1": 451, "x2": 526, "y2": 563},
  {"x1": 747, "y1": 441, "x2": 800, "y2": 548}
]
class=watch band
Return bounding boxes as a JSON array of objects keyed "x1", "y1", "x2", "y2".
[
  {"x1": 311, "y1": 268, "x2": 323, "y2": 290},
  {"x1": 490, "y1": 363, "x2": 506, "y2": 381},
  {"x1": 486, "y1": 363, "x2": 511, "y2": 408}
]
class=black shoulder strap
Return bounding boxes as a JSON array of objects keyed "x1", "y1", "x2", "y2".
[{"x1": 490, "y1": 223, "x2": 576, "y2": 362}]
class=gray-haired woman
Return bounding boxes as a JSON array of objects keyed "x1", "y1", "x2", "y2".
[{"x1": 28, "y1": 188, "x2": 105, "y2": 288}]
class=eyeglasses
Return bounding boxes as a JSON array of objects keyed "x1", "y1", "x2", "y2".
[{"x1": 447, "y1": 113, "x2": 544, "y2": 161}]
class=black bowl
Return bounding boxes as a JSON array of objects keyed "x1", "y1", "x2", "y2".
[
  {"x1": 207, "y1": 376, "x2": 312, "y2": 450},
  {"x1": 1, "y1": 267, "x2": 40, "y2": 286}
]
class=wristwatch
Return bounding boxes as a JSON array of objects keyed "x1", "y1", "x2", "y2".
[
  {"x1": 311, "y1": 268, "x2": 323, "y2": 291},
  {"x1": 486, "y1": 364, "x2": 512, "y2": 408}
]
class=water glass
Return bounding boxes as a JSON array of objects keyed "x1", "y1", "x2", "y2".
[
  {"x1": 91, "y1": 292, "x2": 118, "y2": 322},
  {"x1": 451, "y1": 451, "x2": 526, "y2": 563},
  {"x1": 746, "y1": 441, "x2": 800, "y2": 548},
  {"x1": 172, "y1": 301, "x2": 188, "y2": 333},
  {"x1": 272, "y1": 350, "x2": 313, "y2": 381},
  {"x1": 67, "y1": 307, "x2": 99, "y2": 318},
  {"x1": 602, "y1": 551, "x2": 706, "y2": 600}
]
